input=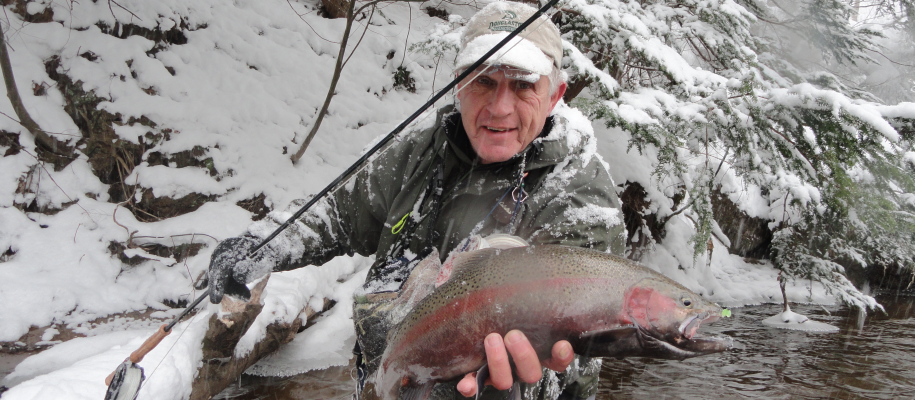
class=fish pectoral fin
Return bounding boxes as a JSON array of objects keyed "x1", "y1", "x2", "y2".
[
  {"x1": 578, "y1": 325, "x2": 640, "y2": 341},
  {"x1": 575, "y1": 326, "x2": 642, "y2": 358},
  {"x1": 400, "y1": 380, "x2": 436, "y2": 400}
]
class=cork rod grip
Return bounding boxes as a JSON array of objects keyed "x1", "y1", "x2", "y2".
[
  {"x1": 130, "y1": 324, "x2": 171, "y2": 363},
  {"x1": 104, "y1": 325, "x2": 171, "y2": 385}
]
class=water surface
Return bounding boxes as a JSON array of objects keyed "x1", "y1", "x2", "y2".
[
  {"x1": 217, "y1": 293, "x2": 915, "y2": 399},
  {"x1": 598, "y1": 293, "x2": 914, "y2": 399}
]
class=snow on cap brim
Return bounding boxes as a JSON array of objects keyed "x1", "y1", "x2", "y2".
[
  {"x1": 455, "y1": 1, "x2": 561, "y2": 76},
  {"x1": 455, "y1": 33, "x2": 553, "y2": 76}
]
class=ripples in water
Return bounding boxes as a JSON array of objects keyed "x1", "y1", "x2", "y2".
[
  {"x1": 218, "y1": 293, "x2": 915, "y2": 399},
  {"x1": 598, "y1": 293, "x2": 915, "y2": 399}
]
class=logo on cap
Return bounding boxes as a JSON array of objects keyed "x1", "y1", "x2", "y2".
[{"x1": 490, "y1": 12, "x2": 520, "y2": 32}]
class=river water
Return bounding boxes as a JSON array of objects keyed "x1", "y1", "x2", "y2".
[{"x1": 216, "y1": 292, "x2": 915, "y2": 399}]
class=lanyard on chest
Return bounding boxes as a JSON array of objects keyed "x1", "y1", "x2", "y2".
[
  {"x1": 472, "y1": 152, "x2": 530, "y2": 238},
  {"x1": 383, "y1": 143, "x2": 448, "y2": 268}
]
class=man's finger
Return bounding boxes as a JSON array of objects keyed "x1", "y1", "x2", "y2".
[
  {"x1": 484, "y1": 333, "x2": 513, "y2": 390},
  {"x1": 542, "y1": 340, "x2": 574, "y2": 372},
  {"x1": 503, "y1": 330, "x2": 542, "y2": 383},
  {"x1": 457, "y1": 372, "x2": 477, "y2": 398}
]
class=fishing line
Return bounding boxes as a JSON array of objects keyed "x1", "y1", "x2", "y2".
[
  {"x1": 248, "y1": 0, "x2": 562, "y2": 257},
  {"x1": 338, "y1": 10, "x2": 555, "y2": 187},
  {"x1": 374, "y1": 9, "x2": 558, "y2": 260},
  {"x1": 105, "y1": 5, "x2": 564, "y2": 398},
  {"x1": 137, "y1": 298, "x2": 208, "y2": 397}
]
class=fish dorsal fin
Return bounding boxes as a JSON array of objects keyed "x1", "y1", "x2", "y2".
[
  {"x1": 482, "y1": 234, "x2": 529, "y2": 249},
  {"x1": 447, "y1": 248, "x2": 500, "y2": 278},
  {"x1": 435, "y1": 235, "x2": 524, "y2": 287},
  {"x1": 436, "y1": 248, "x2": 501, "y2": 287},
  {"x1": 387, "y1": 249, "x2": 441, "y2": 325}
]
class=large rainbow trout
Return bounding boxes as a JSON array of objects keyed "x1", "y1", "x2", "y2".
[{"x1": 371, "y1": 245, "x2": 732, "y2": 400}]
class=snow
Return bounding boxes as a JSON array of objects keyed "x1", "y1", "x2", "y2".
[
  {"x1": 0, "y1": 0, "x2": 895, "y2": 398},
  {"x1": 761, "y1": 308, "x2": 840, "y2": 333},
  {"x1": 234, "y1": 256, "x2": 369, "y2": 361},
  {"x1": 905, "y1": 151, "x2": 915, "y2": 167},
  {"x1": 3, "y1": 331, "x2": 151, "y2": 388},
  {"x1": 2, "y1": 258, "x2": 368, "y2": 399},
  {"x1": 455, "y1": 33, "x2": 553, "y2": 76},
  {"x1": 244, "y1": 261, "x2": 369, "y2": 376},
  {"x1": 563, "y1": 204, "x2": 621, "y2": 230},
  {"x1": 3, "y1": 315, "x2": 210, "y2": 400},
  {"x1": 768, "y1": 83, "x2": 904, "y2": 142},
  {"x1": 127, "y1": 165, "x2": 224, "y2": 199}
]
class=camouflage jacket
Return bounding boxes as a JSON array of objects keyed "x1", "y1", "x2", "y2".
[{"x1": 245, "y1": 103, "x2": 626, "y2": 399}]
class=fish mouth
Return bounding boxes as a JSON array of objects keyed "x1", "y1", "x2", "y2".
[
  {"x1": 636, "y1": 311, "x2": 730, "y2": 360},
  {"x1": 678, "y1": 312, "x2": 719, "y2": 339},
  {"x1": 638, "y1": 326, "x2": 733, "y2": 360}
]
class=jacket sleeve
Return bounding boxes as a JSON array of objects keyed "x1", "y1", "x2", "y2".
[
  {"x1": 243, "y1": 134, "x2": 424, "y2": 272},
  {"x1": 523, "y1": 155, "x2": 627, "y2": 256}
]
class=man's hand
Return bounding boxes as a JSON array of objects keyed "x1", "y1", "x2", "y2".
[
  {"x1": 207, "y1": 236, "x2": 276, "y2": 304},
  {"x1": 456, "y1": 330, "x2": 574, "y2": 397}
]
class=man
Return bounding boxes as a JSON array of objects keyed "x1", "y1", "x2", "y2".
[{"x1": 207, "y1": 2, "x2": 626, "y2": 399}]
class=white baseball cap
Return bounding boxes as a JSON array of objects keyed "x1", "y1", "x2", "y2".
[{"x1": 454, "y1": 1, "x2": 562, "y2": 76}]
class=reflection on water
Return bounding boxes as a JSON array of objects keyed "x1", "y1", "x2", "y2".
[
  {"x1": 599, "y1": 293, "x2": 915, "y2": 399},
  {"x1": 214, "y1": 362, "x2": 355, "y2": 400},
  {"x1": 217, "y1": 293, "x2": 914, "y2": 400}
]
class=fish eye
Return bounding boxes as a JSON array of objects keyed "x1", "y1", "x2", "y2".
[{"x1": 682, "y1": 298, "x2": 692, "y2": 307}]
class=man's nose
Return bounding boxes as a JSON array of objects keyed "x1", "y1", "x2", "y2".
[{"x1": 487, "y1": 82, "x2": 516, "y2": 117}]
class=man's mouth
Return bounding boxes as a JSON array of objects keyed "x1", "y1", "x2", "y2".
[{"x1": 485, "y1": 126, "x2": 513, "y2": 132}]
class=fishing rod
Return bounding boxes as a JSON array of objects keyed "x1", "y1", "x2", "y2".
[
  {"x1": 104, "y1": 0, "x2": 562, "y2": 397},
  {"x1": 247, "y1": 0, "x2": 562, "y2": 256},
  {"x1": 103, "y1": 288, "x2": 210, "y2": 399}
]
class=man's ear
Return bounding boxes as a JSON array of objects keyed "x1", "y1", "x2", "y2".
[{"x1": 549, "y1": 82, "x2": 567, "y2": 110}]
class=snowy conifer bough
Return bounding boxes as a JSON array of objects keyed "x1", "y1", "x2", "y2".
[
  {"x1": 573, "y1": 0, "x2": 915, "y2": 311},
  {"x1": 419, "y1": 0, "x2": 915, "y2": 311}
]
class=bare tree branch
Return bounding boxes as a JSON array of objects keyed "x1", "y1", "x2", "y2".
[
  {"x1": 287, "y1": 0, "x2": 338, "y2": 44},
  {"x1": 342, "y1": 4, "x2": 375, "y2": 69},
  {"x1": 290, "y1": 0, "x2": 358, "y2": 164},
  {"x1": 108, "y1": 0, "x2": 142, "y2": 22},
  {"x1": 0, "y1": 23, "x2": 69, "y2": 155}
]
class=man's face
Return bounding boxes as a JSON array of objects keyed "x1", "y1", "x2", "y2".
[{"x1": 457, "y1": 66, "x2": 566, "y2": 164}]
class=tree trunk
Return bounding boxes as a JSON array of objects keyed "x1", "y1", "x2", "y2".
[
  {"x1": 0, "y1": 24, "x2": 68, "y2": 155},
  {"x1": 562, "y1": 76, "x2": 591, "y2": 103},
  {"x1": 290, "y1": 0, "x2": 357, "y2": 164}
]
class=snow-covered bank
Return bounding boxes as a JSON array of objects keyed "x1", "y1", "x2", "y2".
[
  {"x1": 2, "y1": 256, "x2": 369, "y2": 399},
  {"x1": 1, "y1": 0, "x2": 885, "y2": 397},
  {"x1": 0, "y1": 0, "x2": 449, "y2": 344}
]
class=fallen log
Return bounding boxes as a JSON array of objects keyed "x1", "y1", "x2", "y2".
[{"x1": 188, "y1": 276, "x2": 336, "y2": 400}]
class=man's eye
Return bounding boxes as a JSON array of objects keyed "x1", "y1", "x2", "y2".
[
  {"x1": 516, "y1": 81, "x2": 534, "y2": 91},
  {"x1": 476, "y1": 76, "x2": 496, "y2": 87}
]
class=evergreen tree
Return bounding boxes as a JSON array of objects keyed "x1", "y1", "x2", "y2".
[{"x1": 416, "y1": 0, "x2": 915, "y2": 310}]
